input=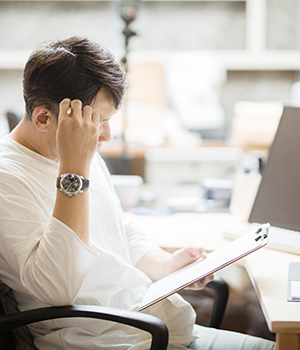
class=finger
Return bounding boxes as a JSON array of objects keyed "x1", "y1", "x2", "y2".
[
  {"x1": 70, "y1": 99, "x2": 83, "y2": 119},
  {"x1": 186, "y1": 280, "x2": 205, "y2": 290},
  {"x1": 59, "y1": 98, "x2": 72, "y2": 120},
  {"x1": 206, "y1": 273, "x2": 214, "y2": 282},
  {"x1": 201, "y1": 274, "x2": 214, "y2": 285},
  {"x1": 82, "y1": 105, "x2": 93, "y2": 121},
  {"x1": 92, "y1": 112, "x2": 101, "y2": 126},
  {"x1": 202, "y1": 274, "x2": 214, "y2": 286},
  {"x1": 185, "y1": 246, "x2": 207, "y2": 259},
  {"x1": 189, "y1": 274, "x2": 214, "y2": 290},
  {"x1": 193, "y1": 280, "x2": 205, "y2": 290}
]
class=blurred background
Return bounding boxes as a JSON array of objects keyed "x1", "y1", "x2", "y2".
[
  {"x1": 1, "y1": 0, "x2": 294, "y2": 213},
  {"x1": 0, "y1": 1, "x2": 298, "y2": 195},
  {"x1": 1, "y1": 0, "x2": 299, "y2": 222}
]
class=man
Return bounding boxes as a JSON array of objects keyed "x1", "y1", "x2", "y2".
[{"x1": 0, "y1": 36, "x2": 275, "y2": 350}]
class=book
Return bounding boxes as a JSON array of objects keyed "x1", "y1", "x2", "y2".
[{"x1": 139, "y1": 223, "x2": 269, "y2": 311}]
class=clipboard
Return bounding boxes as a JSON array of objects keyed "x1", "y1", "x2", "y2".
[{"x1": 139, "y1": 223, "x2": 269, "y2": 311}]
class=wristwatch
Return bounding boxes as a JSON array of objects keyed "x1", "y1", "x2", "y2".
[{"x1": 56, "y1": 173, "x2": 89, "y2": 197}]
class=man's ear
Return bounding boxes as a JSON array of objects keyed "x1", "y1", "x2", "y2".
[{"x1": 31, "y1": 107, "x2": 54, "y2": 132}]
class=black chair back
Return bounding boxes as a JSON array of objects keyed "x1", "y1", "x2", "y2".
[{"x1": 0, "y1": 302, "x2": 17, "y2": 349}]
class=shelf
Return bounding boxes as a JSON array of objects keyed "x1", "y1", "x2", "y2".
[
  {"x1": 0, "y1": 0, "x2": 247, "y2": 2},
  {"x1": 1, "y1": 49, "x2": 300, "y2": 71},
  {"x1": 0, "y1": 50, "x2": 31, "y2": 70},
  {"x1": 218, "y1": 50, "x2": 300, "y2": 71},
  {"x1": 128, "y1": 50, "x2": 300, "y2": 71}
]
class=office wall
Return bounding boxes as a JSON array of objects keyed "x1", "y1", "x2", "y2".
[
  {"x1": 0, "y1": 1, "x2": 118, "y2": 50},
  {"x1": 129, "y1": 1, "x2": 246, "y2": 50},
  {"x1": 0, "y1": 0, "x2": 298, "y2": 136},
  {"x1": 0, "y1": 1, "x2": 245, "y2": 51},
  {"x1": 0, "y1": 0, "x2": 297, "y2": 50},
  {"x1": 267, "y1": 0, "x2": 297, "y2": 50}
]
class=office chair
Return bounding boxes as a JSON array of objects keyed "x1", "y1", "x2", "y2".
[
  {"x1": 205, "y1": 275, "x2": 229, "y2": 329},
  {"x1": 6, "y1": 112, "x2": 20, "y2": 132},
  {"x1": 0, "y1": 276, "x2": 228, "y2": 350},
  {"x1": 0, "y1": 303, "x2": 168, "y2": 350},
  {"x1": 6, "y1": 110, "x2": 23, "y2": 132}
]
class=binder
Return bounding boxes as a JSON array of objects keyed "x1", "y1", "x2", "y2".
[{"x1": 139, "y1": 223, "x2": 269, "y2": 311}]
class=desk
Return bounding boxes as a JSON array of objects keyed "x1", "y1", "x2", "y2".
[
  {"x1": 126, "y1": 212, "x2": 300, "y2": 350},
  {"x1": 245, "y1": 249, "x2": 300, "y2": 350}
]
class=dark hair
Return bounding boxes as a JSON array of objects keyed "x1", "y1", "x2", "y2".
[{"x1": 23, "y1": 36, "x2": 127, "y2": 119}]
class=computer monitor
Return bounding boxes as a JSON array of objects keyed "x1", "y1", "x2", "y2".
[{"x1": 249, "y1": 106, "x2": 300, "y2": 231}]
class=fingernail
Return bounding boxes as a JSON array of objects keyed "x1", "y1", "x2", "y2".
[{"x1": 67, "y1": 107, "x2": 72, "y2": 115}]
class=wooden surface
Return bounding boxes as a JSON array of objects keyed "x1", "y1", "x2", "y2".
[
  {"x1": 276, "y1": 333, "x2": 300, "y2": 350},
  {"x1": 245, "y1": 249, "x2": 300, "y2": 333},
  {"x1": 245, "y1": 249, "x2": 300, "y2": 350}
]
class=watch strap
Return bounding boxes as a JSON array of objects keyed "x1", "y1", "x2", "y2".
[
  {"x1": 81, "y1": 178, "x2": 89, "y2": 191},
  {"x1": 56, "y1": 176, "x2": 61, "y2": 189}
]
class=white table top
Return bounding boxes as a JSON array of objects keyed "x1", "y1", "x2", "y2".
[
  {"x1": 126, "y1": 211, "x2": 238, "y2": 252},
  {"x1": 245, "y1": 248, "x2": 300, "y2": 333}
]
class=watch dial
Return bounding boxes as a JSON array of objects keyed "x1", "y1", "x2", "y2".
[{"x1": 62, "y1": 174, "x2": 81, "y2": 193}]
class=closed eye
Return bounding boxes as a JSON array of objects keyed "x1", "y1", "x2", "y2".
[{"x1": 100, "y1": 118, "x2": 111, "y2": 124}]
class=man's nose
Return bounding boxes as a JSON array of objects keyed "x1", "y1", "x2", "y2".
[{"x1": 98, "y1": 124, "x2": 111, "y2": 143}]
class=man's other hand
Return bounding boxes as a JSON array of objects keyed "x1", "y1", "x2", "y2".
[{"x1": 169, "y1": 246, "x2": 214, "y2": 290}]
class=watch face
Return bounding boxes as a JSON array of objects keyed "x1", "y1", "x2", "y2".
[{"x1": 60, "y1": 174, "x2": 83, "y2": 197}]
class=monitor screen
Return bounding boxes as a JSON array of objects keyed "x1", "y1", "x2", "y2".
[{"x1": 249, "y1": 106, "x2": 300, "y2": 231}]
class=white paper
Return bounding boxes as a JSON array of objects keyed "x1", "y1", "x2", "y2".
[{"x1": 139, "y1": 224, "x2": 269, "y2": 311}]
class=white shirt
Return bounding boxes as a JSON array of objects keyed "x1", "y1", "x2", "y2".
[{"x1": 0, "y1": 137, "x2": 197, "y2": 349}]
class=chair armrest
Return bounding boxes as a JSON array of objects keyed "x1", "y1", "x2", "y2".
[
  {"x1": 206, "y1": 275, "x2": 229, "y2": 329},
  {"x1": 0, "y1": 305, "x2": 169, "y2": 350}
]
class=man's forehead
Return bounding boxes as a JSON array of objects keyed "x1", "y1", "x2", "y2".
[{"x1": 92, "y1": 89, "x2": 116, "y2": 117}]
